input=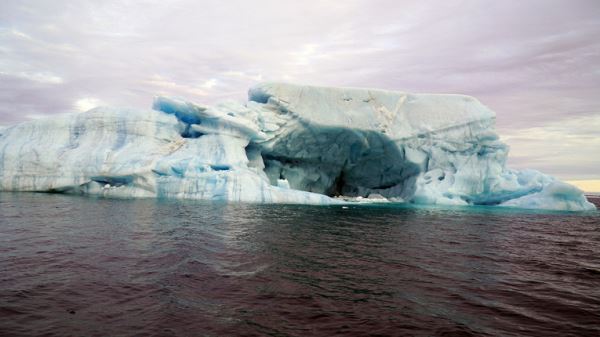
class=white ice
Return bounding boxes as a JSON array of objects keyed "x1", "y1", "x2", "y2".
[{"x1": 0, "y1": 83, "x2": 595, "y2": 211}]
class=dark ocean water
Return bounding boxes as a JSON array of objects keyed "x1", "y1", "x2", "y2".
[{"x1": 0, "y1": 193, "x2": 599, "y2": 337}]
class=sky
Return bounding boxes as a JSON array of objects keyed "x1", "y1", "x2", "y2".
[{"x1": 0, "y1": 0, "x2": 599, "y2": 186}]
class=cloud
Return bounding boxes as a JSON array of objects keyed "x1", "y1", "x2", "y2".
[
  {"x1": 143, "y1": 75, "x2": 209, "y2": 97},
  {"x1": 502, "y1": 115, "x2": 600, "y2": 180},
  {"x1": 222, "y1": 71, "x2": 263, "y2": 82},
  {"x1": 0, "y1": 71, "x2": 63, "y2": 84},
  {"x1": 74, "y1": 97, "x2": 104, "y2": 112},
  {"x1": 201, "y1": 78, "x2": 218, "y2": 89},
  {"x1": 0, "y1": 0, "x2": 598, "y2": 178}
]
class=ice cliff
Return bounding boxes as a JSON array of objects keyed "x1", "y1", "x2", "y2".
[{"x1": 0, "y1": 83, "x2": 595, "y2": 211}]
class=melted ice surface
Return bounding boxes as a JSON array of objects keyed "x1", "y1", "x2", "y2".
[{"x1": 0, "y1": 83, "x2": 594, "y2": 211}]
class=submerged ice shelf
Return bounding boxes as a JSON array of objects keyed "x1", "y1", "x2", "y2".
[{"x1": 0, "y1": 83, "x2": 595, "y2": 211}]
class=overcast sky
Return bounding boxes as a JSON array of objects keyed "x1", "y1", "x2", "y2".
[{"x1": 1, "y1": 0, "x2": 599, "y2": 180}]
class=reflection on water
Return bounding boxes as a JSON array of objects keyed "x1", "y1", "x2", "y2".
[{"x1": 0, "y1": 193, "x2": 599, "y2": 336}]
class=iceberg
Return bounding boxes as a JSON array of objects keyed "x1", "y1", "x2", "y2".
[{"x1": 0, "y1": 83, "x2": 595, "y2": 211}]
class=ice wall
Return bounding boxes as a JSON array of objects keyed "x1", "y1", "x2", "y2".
[{"x1": 0, "y1": 83, "x2": 595, "y2": 211}]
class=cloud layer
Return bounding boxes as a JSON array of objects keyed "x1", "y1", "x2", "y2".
[{"x1": 1, "y1": 0, "x2": 599, "y2": 179}]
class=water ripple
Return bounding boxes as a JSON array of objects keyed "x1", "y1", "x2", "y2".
[{"x1": 0, "y1": 193, "x2": 599, "y2": 336}]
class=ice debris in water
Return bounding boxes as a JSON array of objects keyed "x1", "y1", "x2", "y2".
[{"x1": 0, "y1": 83, "x2": 595, "y2": 211}]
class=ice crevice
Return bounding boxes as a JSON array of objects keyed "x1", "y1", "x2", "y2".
[{"x1": 0, "y1": 82, "x2": 595, "y2": 211}]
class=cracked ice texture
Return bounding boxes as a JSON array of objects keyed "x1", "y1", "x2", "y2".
[{"x1": 0, "y1": 83, "x2": 595, "y2": 211}]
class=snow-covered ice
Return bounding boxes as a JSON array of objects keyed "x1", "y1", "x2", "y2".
[{"x1": 0, "y1": 83, "x2": 595, "y2": 211}]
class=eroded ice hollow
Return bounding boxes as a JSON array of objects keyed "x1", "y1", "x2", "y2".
[{"x1": 0, "y1": 83, "x2": 595, "y2": 211}]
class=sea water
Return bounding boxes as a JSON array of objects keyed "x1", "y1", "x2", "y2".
[{"x1": 1, "y1": 193, "x2": 599, "y2": 336}]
